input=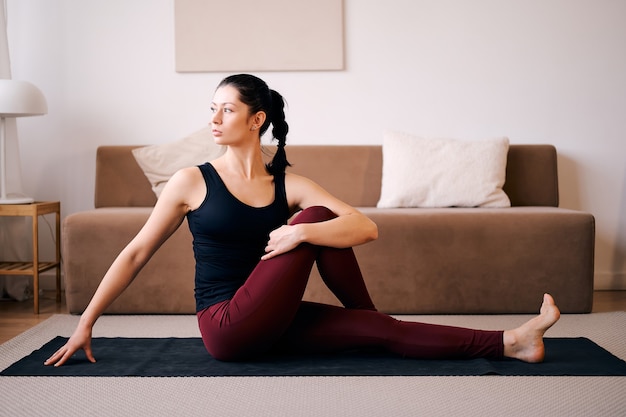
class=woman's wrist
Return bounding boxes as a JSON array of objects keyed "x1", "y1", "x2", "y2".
[
  {"x1": 78, "y1": 311, "x2": 98, "y2": 330},
  {"x1": 295, "y1": 223, "x2": 311, "y2": 245}
]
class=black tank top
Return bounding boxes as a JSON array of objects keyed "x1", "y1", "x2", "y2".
[{"x1": 187, "y1": 163, "x2": 290, "y2": 312}]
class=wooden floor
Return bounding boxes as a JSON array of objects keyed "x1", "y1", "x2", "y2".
[
  {"x1": 0, "y1": 291, "x2": 68, "y2": 345},
  {"x1": 1, "y1": 290, "x2": 625, "y2": 345}
]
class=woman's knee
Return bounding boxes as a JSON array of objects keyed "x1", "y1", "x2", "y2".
[{"x1": 290, "y1": 206, "x2": 337, "y2": 225}]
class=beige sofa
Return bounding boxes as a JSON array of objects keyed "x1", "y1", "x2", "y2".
[{"x1": 62, "y1": 144, "x2": 595, "y2": 315}]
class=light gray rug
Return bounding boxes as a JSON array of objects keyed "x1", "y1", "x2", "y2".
[{"x1": 1, "y1": 313, "x2": 625, "y2": 417}]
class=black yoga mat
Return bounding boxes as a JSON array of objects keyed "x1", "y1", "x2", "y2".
[{"x1": 2, "y1": 336, "x2": 626, "y2": 377}]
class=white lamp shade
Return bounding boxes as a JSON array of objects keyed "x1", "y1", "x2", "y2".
[
  {"x1": 0, "y1": 79, "x2": 47, "y2": 203},
  {"x1": 0, "y1": 79, "x2": 48, "y2": 117}
]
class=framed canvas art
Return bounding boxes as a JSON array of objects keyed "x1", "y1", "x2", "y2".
[{"x1": 174, "y1": 0, "x2": 344, "y2": 72}]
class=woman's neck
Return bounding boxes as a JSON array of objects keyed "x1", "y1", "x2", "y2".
[{"x1": 220, "y1": 145, "x2": 267, "y2": 180}]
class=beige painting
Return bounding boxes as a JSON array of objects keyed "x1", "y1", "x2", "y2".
[{"x1": 174, "y1": 0, "x2": 344, "y2": 72}]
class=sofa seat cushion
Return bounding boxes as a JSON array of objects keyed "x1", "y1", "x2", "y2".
[
  {"x1": 63, "y1": 206, "x2": 594, "y2": 315},
  {"x1": 63, "y1": 208, "x2": 196, "y2": 314},
  {"x1": 303, "y1": 207, "x2": 595, "y2": 314}
]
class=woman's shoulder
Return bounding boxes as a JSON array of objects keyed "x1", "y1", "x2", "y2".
[
  {"x1": 171, "y1": 165, "x2": 204, "y2": 184},
  {"x1": 284, "y1": 172, "x2": 315, "y2": 187},
  {"x1": 284, "y1": 172, "x2": 327, "y2": 197},
  {"x1": 159, "y1": 166, "x2": 206, "y2": 208}
]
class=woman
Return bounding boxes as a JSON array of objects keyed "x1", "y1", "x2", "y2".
[{"x1": 45, "y1": 74, "x2": 560, "y2": 367}]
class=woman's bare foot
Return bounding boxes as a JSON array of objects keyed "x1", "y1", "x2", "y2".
[{"x1": 503, "y1": 293, "x2": 561, "y2": 363}]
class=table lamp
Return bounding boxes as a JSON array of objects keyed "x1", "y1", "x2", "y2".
[{"x1": 0, "y1": 79, "x2": 48, "y2": 204}]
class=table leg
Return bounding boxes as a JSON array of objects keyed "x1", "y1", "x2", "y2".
[
  {"x1": 32, "y1": 212, "x2": 39, "y2": 314},
  {"x1": 55, "y1": 210, "x2": 61, "y2": 303}
]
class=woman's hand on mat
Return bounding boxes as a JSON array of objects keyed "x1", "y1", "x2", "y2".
[{"x1": 44, "y1": 325, "x2": 96, "y2": 367}]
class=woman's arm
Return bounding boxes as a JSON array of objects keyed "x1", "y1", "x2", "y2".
[
  {"x1": 45, "y1": 167, "x2": 202, "y2": 366},
  {"x1": 262, "y1": 173, "x2": 378, "y2": 260}
]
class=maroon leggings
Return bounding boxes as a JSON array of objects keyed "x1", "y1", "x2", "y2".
[{"x1": 197, "y1": 206, "x2": 503, "y2": 361}]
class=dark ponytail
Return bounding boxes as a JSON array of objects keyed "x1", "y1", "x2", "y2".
[
  {"x1": 265, "y1": 89, "x2": 290, "y2": 176},
  {"x1": 217, "y1": 74, "x2": 291, "y2": 176}
]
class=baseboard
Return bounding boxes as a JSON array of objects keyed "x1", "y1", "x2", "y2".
[{"x1": 594, "y1": 272, "x2": 626, "y2": 290}]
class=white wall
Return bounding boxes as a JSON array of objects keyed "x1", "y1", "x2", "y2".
[{"x1": 7, "y1": 0, "x2": 626, "y2": 289}]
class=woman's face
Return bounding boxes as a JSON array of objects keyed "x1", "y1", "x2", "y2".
[{"x1": 210, "y1": 85, "x2": 256, "y2": 146}]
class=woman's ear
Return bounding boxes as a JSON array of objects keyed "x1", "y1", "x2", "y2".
[{"x1": 251, "y1": 111, "x2": 266, "y2": 130}]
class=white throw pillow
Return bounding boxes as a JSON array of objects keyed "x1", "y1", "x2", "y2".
[
  {"x1": 132, "y1": 127, "x2": 226, "y2": 197},
  {"x1": 377, "y1": 132, "x2": 511, "y2": 208}
]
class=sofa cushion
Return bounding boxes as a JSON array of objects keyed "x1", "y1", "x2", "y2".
[
  {"x1": 96, "y1": 144, "x2": 559, "y2": 208},
  {"x1": 377, "y1": 132, "x2": 511, "y2": 208},
  {"x1": 132, "y1": 127, "x2": 225, "y2": 197},
  {"x1": 63, "y1": 208, "x2": 197, "y2": 314},
  {"x1": 305, "y1": 207, "x2": 595, "y2": 314}
]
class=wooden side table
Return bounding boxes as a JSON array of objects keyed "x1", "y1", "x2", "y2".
[{"x1": 0, "y1": 201, "x2": 61, "y2": 314}]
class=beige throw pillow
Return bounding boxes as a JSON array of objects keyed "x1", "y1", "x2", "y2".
[
  {"x1": 132, "y1": 127, "x2": 226, "y2": 197},
  {"x1": 377, "y1": 132, "x2": 511, "y2": 208}
]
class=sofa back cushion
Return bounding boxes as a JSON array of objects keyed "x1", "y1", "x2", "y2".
[
  {"x1": 284, "y1": 145, "x2": 558, "y2": 207},
  {"x1": 285, "y1": 146, "x2": 383, "y2": 207},
  {"x1": 94, "y1": 144, "x2": 558, "y2": 208},
  {"x1": 95, "y1": 146, "x2": 158, "y2": 208}
]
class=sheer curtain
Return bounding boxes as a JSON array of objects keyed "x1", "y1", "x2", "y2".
[{"x1": 0, "y1": 0, "x2": 33, "y2": 301}]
